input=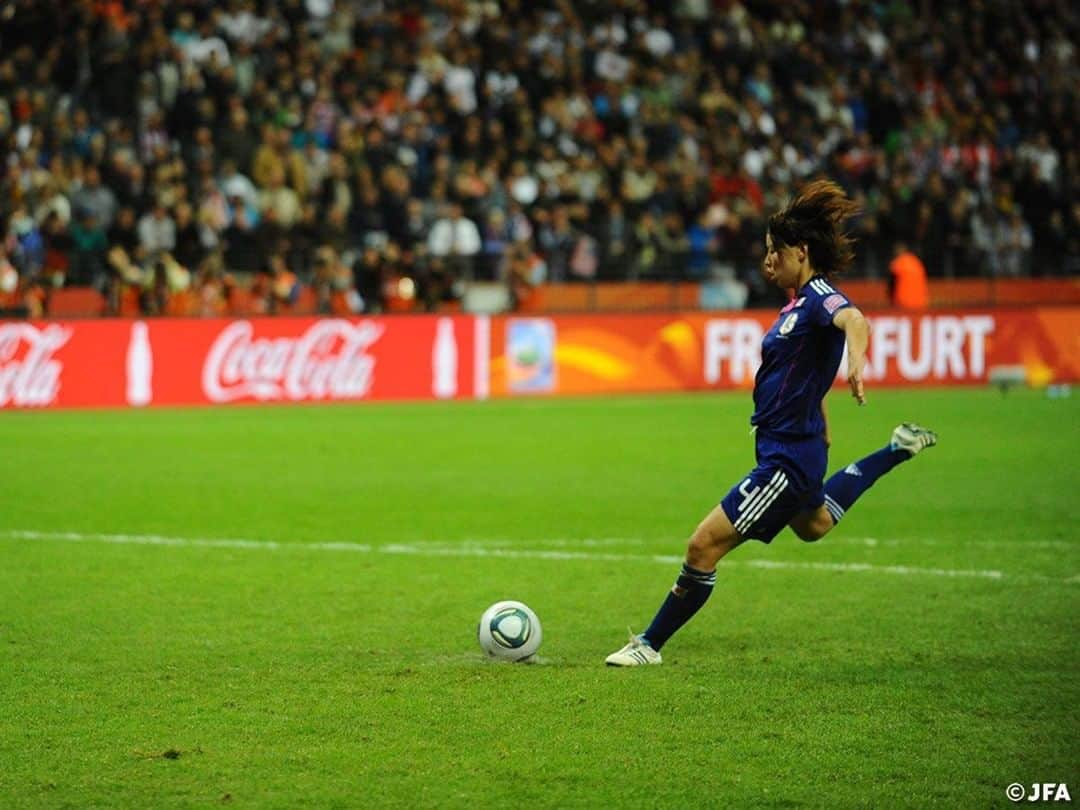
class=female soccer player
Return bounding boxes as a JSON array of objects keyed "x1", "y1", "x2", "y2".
[{"x1": 606, "y1": 180, "x2": 937, "y2": 666}]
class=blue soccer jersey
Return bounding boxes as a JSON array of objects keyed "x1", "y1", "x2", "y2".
[
  {"x1": 750, "y1": 275, "x2": 852, "y2": 440},
  {"x1": 721, "y1": 276, "x2": 854, "y2": 542}
]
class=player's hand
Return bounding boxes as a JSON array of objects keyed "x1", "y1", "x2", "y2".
[{"x1": 847, "y1": 356, "x2": 866, "y2": 405}]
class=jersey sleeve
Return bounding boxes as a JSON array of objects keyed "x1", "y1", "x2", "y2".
[{"x1": 810, "y1": 289, "x2": 852, "y2": 327}]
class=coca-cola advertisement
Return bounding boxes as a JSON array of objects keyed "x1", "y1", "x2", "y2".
[
  {"x1": 200, "y1": 319, "x2": 385, "y2": 403},
  {"x1": 0, "y1": 315, "x2": 481, "y2": 409}
]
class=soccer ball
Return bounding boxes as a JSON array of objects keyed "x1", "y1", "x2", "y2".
[{"x1": 477, "y1": 601, "x2": 542, "y2": 661}]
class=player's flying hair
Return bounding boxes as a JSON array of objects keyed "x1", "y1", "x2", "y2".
[{"x1": 767, "y1": 179, "x2": 861, "y2": 277}]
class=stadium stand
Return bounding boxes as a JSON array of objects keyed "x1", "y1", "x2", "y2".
[{"x1": 0, "y1": 0, "x2": 1076, "y2": 317}]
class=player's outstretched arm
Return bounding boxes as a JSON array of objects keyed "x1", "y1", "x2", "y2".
[{"x1": 834, "y1": 308, "x2": 870, "y2": 404}]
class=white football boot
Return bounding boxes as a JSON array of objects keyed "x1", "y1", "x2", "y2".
[
  {"x1": 605, "y1": 634, "x2": 662, "y2": 667},
  {"x1": 890, "y1": 422, "x2": 938, "y2": 457}
]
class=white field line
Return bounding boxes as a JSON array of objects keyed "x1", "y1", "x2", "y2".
[
  {"x1": 406, "y1": 535, "x2": 1080, "y2": 552},
  {"x1": 829, "y1": 536, "x2": 1078, "y2": 551},
  {"x1": 0, "y1": 529, "x2": 1074, "y2": 586}
]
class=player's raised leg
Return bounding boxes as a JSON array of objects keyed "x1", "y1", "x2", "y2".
[
  {"x1": 824, "y1": 422, "x2": 937, "y2": 521},
  {"x1": 792, "y1": 423, "x2": 937, "y2": 541},
  {"x1": 604, "y1": 503, "x2": 742, "y2": 667}
]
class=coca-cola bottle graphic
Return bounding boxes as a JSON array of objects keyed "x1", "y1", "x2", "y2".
[
  {"x1": 126, "y1": 321, "x2": 153, "y2": 407},
  {"x1": 432, "y1": 318, "x2": 457, "y2": 399}
]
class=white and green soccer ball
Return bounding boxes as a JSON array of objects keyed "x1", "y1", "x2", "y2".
[{"x1": 477, "y1": 601, "x2": 542, "y2": 662}]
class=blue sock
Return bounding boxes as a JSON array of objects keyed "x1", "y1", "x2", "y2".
[
  {"x1": 641, "y1": 563, "x2": 716, "y2": 651},
  {"x1": 823, "y1": 445, "x2": 910, "y2": 522}
]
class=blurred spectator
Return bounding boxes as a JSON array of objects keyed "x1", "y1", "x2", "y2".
[
  {"x1": 686, "y1": 212, "x2": 719, "y2": 279},
  {"x1": 996, "y1": 212, "x2": 1034, "y2": 277},
  {"x1": 40, "y1": 211, "x2": 72, "y2": 287},
  {"x1": 970, "y1": 202, "x2": 1000, "y2": 276},
  {"x1": 195, "y1": 253, "x2": 230, "y2": 318},
  {"x1": 218, "y1": 109, "x2": 257, "y2": 176},
  {"x1": 506, "y1": 241, "x2": 550, "y2": 309},
  {"x1": 1034, "y1": 209, "x2": 1069, "y2": 277},
  {"x1": 222, "y1": 203, "x2": 259, "y2": 273},
  {"x1": 353, "y1": 245, "x2": 387, "y2": 314},
  {"x1": 595, "y1": 198, "x2": 633, "y2": 280},
  {"x1": 480, "y1": 208, "x2": 512, "y2": 282},
  {"x1": 428, "y1": 201, "x2": 481, "y2": 280},
  {"x1": 312, "y1": 245, "x2": 362, "y2": 315},
  {"x1": 253, "y1": 253, "x2": 299, "y2": 315},
  {"x1": 34, "y1": 180, "x2": 71, "y2": 228},
  {"x1": 319, "y1": 205, "x2": 351, "y2": 256},
  {"x1": 219, "y1": 159, "x2": 259, "y2": 212},
  {"x1": 173, "y1": 202, "x2": 208, "y2": 273},
  {"x1": 8, "y1": 206, "x2": 45, "y2": 278},
  {"x1": 0, "y1": 249, "x2": 18, "y2": 310},
  {"x1": 537, "y1": 206, "x2": 577, "y2": 282},
  {"x1": 108, "y1": 207, "x2": 141, "y2": 259},
  {"x1": 259, "y1": 169, "x2": 301, "y2": 229},
  {"x1": 506, "y1": 244, "x2": 538, "y2": 311},
  {"x1": 942, "y1": 193, "x2": 976, "y2": 278},
  {"x1": 657, "y1": 213, "x2": 691, "y2": 280},
  {"x1": 137, "y1": 201, "x2": 177, "y2": 260},
  {"x1": 68, "y1": 212, "x2": 109, "y2": 289},
  {"x1": 631, "y1": 212, "x2": 662, "y2": 280},
  {"x1": 107, "y1": 243, "x2": 146, "y2": 313},
  {"x1": 69, "y1": 167, "x2": 118, "y2": 231}
]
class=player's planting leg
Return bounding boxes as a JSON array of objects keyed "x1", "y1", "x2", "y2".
[
  {"x1": 823, "y1": 423, "x2": 937, "y2": 524},
  {"x1": 606, "y1": 504, "x2": 741, "y2": 667}
]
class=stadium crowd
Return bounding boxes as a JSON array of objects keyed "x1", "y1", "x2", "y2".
[{"x1": 0, "y1": 0, "x2": 1077, "y2": 316}]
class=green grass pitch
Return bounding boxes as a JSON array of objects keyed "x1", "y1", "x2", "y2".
[{"x1": 1, "y1": 388, "x2": 1077, "y2": 808}]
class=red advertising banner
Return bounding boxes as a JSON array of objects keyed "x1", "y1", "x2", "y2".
[
  {"x1": 489, "y1": 308, "x2": 1080, "y2": 396},
  {"x1": 1, "y1": 308, "x2": 1077, "y2": 410},
  {"x1": 0, "y1": 316, "x2": 479, "y2": 409}
]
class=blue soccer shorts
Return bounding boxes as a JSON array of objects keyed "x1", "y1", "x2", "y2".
[{"x1": 719, "y1": 433, "x2": 828, "y2": 543}]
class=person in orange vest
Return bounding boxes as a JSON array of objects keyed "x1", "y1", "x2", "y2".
[{"x1": 889, "y1": 242, "x2": 930, "y2": 308}]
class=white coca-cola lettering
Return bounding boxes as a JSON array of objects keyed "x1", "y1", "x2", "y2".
[
  {"x1": 0, "y1": 323, "x2": 72, "y2": 407},
  {"x1": 202, "y1": 320, "x2": 384, "y2": 402}
]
